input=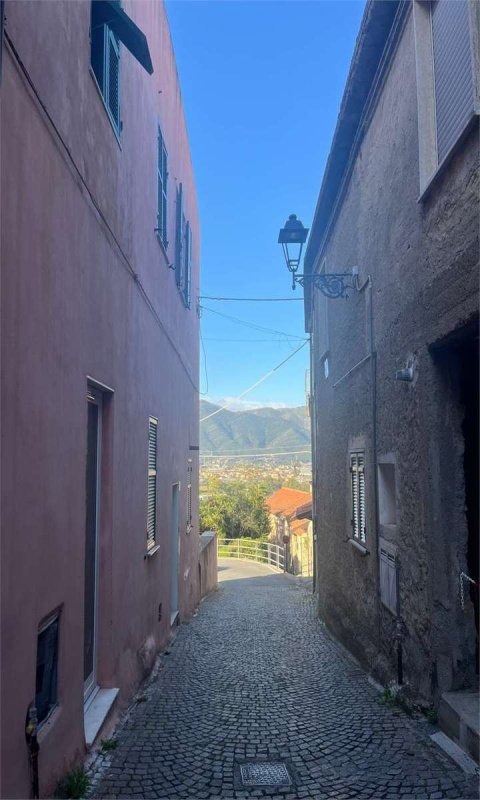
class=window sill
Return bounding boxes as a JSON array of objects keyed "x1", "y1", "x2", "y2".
[
  {"x1": 348, "y1": 538, "x2": 369, "y2": 556},
  {"x1": 38, "y1": 705, "x2": 61, "y2": 744},
  {"x1": 155, "y1": 232, "x2": 172, "y2": 267},
  {"x1": 145, "y1": 544, "x2": 160, "y2": 559},
  {"x1": 418, "y1": 112, "x2": 478, "y2": 203},
  {"x1": 89, "y1": 67, "x2": 122, "y2": 150}
]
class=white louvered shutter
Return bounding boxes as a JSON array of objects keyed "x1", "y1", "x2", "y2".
[
  {"x1": 147, "y1": 418, "x2": 157, "y2": 549},
  {"x1": 431, "y1": 0, "x2": 474, "y2": 164},
  {"x1": 351, "y1": 452, "x2": 366, "y2": 543}
]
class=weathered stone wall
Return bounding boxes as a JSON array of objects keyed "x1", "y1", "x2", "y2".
[
  {"x1": 311, "y1": 7, "x2": 479, "y2": 701},
  {"x1": 199, "y1": 533, "x2": 218, "y2": 598}
]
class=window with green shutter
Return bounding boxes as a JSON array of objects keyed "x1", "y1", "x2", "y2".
[
  {"x1": 175, "y1": 184, "x2": 183, "y2": 289},
  {"x1": 147, "y1": 417, "x2": 157, "y2": 550},
  {"x1": 157, "y1": 127, "x2": 168, "y2": 248},
  {"x1": 182, "y1": 221, "x2": 192, "y2": 308},
  {"x1": 350, "y1": 451, "x2": 366, "y2": 543},
  {"x1": 90, "y1": 2, "x2": 121, "y2": 136}
]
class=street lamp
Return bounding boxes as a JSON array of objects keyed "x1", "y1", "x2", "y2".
[{"x1": 278, "y1": 214, "x2": 357, "y2": 299}]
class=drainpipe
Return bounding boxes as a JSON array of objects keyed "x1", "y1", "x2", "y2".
[
  {"x1": 25, "y1": 704, "x2": 39, "y2": 799},
  {"x1": 360, "y1": 274, "x2": 403, "y2": 685},
  {"x1": 395, "y1": 560, "x2": 403, "y2": 685}
]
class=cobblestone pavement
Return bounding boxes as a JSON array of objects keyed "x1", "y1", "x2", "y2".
[{"x1": 91, "y1": 560, "x2": 479, "y2": 799}]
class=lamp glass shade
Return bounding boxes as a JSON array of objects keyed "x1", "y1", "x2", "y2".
[{"x1": 278, "y1": 214, "x2": 309, "y2": 245}]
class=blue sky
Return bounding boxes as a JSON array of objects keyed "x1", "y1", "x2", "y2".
[{"x1": 167, "y1": 0, "x2": 365, "y2": 408}]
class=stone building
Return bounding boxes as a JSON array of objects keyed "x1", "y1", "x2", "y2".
[
  {"x1": 265, "y1": 488, "x2": 313, "y2": 576},
  {"x1": 304, "y1": 0, "x2": 479, "y2": 727},
  {"x1": 1, "y1": 1, "x2": 201, "y2": 795}
]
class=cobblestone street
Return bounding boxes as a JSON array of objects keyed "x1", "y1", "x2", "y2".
[{"x1": 90, "y1": 560, "x2": 479, "y2": 800}]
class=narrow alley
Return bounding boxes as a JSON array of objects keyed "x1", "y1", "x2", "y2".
[{"x1": 89, "y1": 561, "x2": 478, "y2": 800}]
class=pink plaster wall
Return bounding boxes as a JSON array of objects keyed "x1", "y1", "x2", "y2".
[{"x1": 0, "y1": 2, "x2": 200, "y2": 796}]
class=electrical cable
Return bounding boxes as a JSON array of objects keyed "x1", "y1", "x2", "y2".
[
  {"x1": 200, "y1": 450, "x2": 311, "y2": 459},
  {"x1": 203, "y1": 338, "x2": 298, "y2": 342},
  {"x1": 200, "y1": 306, "x2": 309, "y2": 340},
  {"x1": 199, "y1": 295, "x2": 303, "y2": 302},
  {"x1": 4, "y1": 32, "x2": 199, "y2": 393},
  {"x1": 199, "y1": 340, "x2": 309, "y2": 422}
]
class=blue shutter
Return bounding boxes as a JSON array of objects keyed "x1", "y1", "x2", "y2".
[{"x1": 175, "y1": 184, "x2": 183, "y2": 288}]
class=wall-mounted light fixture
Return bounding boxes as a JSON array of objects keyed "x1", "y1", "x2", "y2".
[{"x1": 278, "y1": 214, "x2": 357, "y2": 299}]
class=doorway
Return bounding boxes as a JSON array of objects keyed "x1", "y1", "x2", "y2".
[
  {"x1": 170, "y1": 483, "x2": 180, "y2": 625},
  {"x1": 84, "y1": 387, "x2": 102, "y2": 701},
  {"x1": 458, "y1": 333, "x2": 479, "y2": 672}
]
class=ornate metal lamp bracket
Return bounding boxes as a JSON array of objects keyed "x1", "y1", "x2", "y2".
[{"x1": 293, "y1": 271, "x2": 357, "y2": 299}]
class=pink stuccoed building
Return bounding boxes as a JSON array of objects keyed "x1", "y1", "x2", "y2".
[{"x1": 0, "y1": 1, "x2": 201, "y2": 795}]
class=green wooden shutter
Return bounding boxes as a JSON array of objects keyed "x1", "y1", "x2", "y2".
[{"x1": 175, "y1": 184, "x2": 183, "y2": 288}]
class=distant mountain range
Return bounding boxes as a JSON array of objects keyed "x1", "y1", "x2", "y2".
[{"x1": 200, "y1": 401, "x2": 311, "y2": 461}]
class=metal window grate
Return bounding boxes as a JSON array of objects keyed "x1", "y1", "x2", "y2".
[
  {"x1": 36, "y1": 615, "x2": 59, "y2": 725},
  {"x1": 147, "y1": 418, "x2": 158, "y2": 549},
  {"x1": 107, "y1": 29, "x2": 120, "y2": 130},
  {"x1": 380, "y1": 548, "x2": 397, "y2": 613},
  {"x1": 351, "y1": 451, "x2": 366, "y2": 543}
]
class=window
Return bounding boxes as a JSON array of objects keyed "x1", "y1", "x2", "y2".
[
  {"x1": 378, "y1": 461, "x2": 397, "y2": 526},
  {"x1": 182, "y1": 222, "x2": 192, "y2": 308},
  {"x1": 380, "y1": 547, "x2": 398, "y2": 614},
  {"x1": 175, "y1": 184, "x2": 184, "y2": 290},
  {"x1": 91, "y1": 2, "x2": 121, "y2": 135},
  {"x1": 147, "y1": 417, "x2": 157, "y2": 550},
  {"x1": 350, "y1": 451, "x2": 366, "y2": 543},
  {"x1": 431, "y1": 0, "x2": 474, "y2": 164},
  {"x1": 157, "y1": 127, "x2": 168, "y2": 248},
  {"x1": 36, "y1": 614, "x2": 59, "y2": 725},
  {"x1": 414, "y1": 0, "x2": 476, "y2": 191}
]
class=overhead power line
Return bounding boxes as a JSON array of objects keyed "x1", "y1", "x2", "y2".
[
  {"x1": 199, "y1": 340, "x2": 309, "y2": 423},
  {"x1": 200, "y1": 306, "x2": 308, "y2": 341},
  {"x1": 199, "y1": 295, "x2": 303, "y2": 302},
  {"x1": 200, "y1": 450, "x2": 311, "y2": 459}
]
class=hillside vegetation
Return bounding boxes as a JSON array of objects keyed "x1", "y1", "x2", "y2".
[{"x1": 200, "y1": 401, "x2": 311, "y2": 457}]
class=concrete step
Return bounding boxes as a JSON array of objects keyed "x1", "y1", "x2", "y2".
[{"x1": 438, "y1": 691, "x2": 479, "y2": 763}]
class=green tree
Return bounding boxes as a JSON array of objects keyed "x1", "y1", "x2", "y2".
[{"x1": 200, "y1": 481, "x2": 271, "y2": 540}]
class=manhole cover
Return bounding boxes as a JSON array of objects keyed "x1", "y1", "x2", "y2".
[{"x1": 239, "y1": 762, "x2": 292, "y2": 787}]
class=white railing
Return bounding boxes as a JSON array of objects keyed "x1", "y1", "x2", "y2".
[{"x1": 217, "y1": 538, "x2": 285, "y2": 571}]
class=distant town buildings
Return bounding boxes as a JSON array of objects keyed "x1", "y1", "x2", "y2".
[
  {"x1": 305, "y1": 0, "x2": 479, "y2": 742},
  {"x1": 1, "y1": 1, "x2": 201, "y2": 795}
]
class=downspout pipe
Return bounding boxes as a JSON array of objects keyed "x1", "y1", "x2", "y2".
[
  {"x1": 25, "y1": 704, "x2": 39, "y2": 800},
  {"x1": 358, "y1": 274, "x2": 403, "y2": 686}
]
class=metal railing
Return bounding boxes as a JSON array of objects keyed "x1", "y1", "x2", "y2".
[{"x1": 217, "y1": 538, "x2": 285, "y2": 571}]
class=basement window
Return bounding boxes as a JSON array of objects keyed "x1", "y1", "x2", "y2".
[
  {"x1": 378, "y1": 462, "x2": 397, "y2": 526},
  {"x1": 380, "y1": 547, "x2": 397, "y2": 614},
  {"x1": 36, "y1": 614, "x2": 60, "y2": 726}
]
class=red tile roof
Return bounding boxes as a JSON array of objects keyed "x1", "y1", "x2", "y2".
[{"x1": 265, "y1": 488, "x2": 312, "y2": 519}]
